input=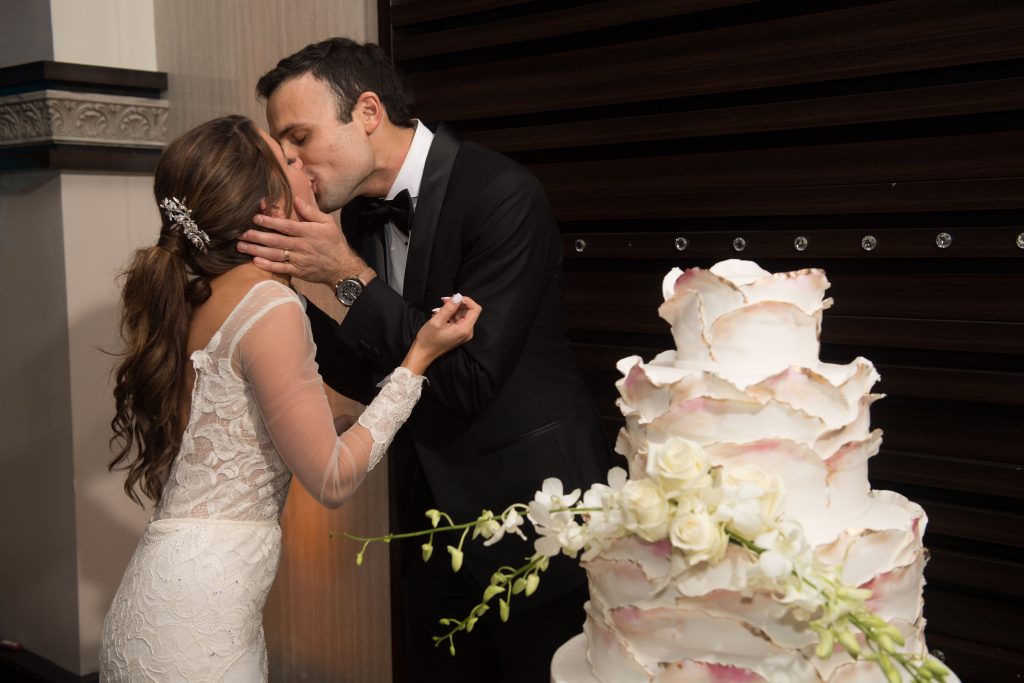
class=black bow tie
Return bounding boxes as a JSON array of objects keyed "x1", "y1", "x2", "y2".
[{"x1": 359, "y1": 189, "x2": 414, "y2": 236}]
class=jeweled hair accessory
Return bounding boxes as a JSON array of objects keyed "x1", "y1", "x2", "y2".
[{"x1": 159, "y1": 196, "x2": 211, "y2": 253}]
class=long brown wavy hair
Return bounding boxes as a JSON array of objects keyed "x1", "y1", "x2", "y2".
[{"x1": 110, "y1": 115, "x2": 293, "y2": 505}]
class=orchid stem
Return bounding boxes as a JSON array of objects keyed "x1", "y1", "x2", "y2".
[{"x1": 335, "y1": 520, "x2": 479, "y2": 544}]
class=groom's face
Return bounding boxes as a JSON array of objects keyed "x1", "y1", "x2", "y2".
[{"x1": 266, "y1": 73, "x2": 375, "y2": 213}]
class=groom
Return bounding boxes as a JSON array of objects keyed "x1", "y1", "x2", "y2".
[{"x1": 239, "y1": 38, "x2": 614, "y2": 682}]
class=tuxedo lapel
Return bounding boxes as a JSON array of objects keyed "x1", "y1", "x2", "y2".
[
  {"x1": 404, "y1": 123, "x2": 461, "y2": 306},
  {"x1": 342, "y1": 200, "x2": 387, "y2": 279}
]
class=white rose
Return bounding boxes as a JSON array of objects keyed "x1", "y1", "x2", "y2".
[
  {"x1": 645, "y1": 437, "x2": 711, "y2": 497},
  {"x1": 717, "y1": 464, "x2": 785, "y2": 538},
  {"x1": 620, "y1": 479, "x2": 672, "y2": 542},
  {"x1": 669, "y1": 509, "x2": 729, "y2": 566}
]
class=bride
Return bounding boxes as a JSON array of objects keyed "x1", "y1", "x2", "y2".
[{"x1": 99, "y1": 114, "x2": 480, "y2": 682}]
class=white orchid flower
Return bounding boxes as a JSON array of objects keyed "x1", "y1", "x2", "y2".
[
  {"x1": 472, "y1": 510, "x2": 501, "y2": 541},
  {"x1": 482, "y1": 508, "x2": 527, "y2": 547},
  {"x1": 533, "y1": 478, "x2": 581, "y2": 511},
  {"x1": 533, "y1": 527, "x2": 563, "y2": 558}
]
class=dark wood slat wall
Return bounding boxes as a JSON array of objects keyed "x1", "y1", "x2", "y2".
[{"x1": 381, "y1": 1, "x2": 1023, "y2": 680}]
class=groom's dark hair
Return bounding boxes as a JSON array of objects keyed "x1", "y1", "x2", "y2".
[{"x1": 257, "y1": 37, "x2": 413, "y2": 128}]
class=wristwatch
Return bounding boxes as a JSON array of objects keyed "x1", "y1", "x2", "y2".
[{"x1": 335, "y1": 275, "x2": 366, "y2": 307}]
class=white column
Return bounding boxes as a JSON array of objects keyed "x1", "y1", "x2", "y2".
[{"x1": 0, "y1": 171, "x2": 82, "y2": 672}]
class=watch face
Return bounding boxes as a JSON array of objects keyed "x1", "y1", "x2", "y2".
[{"x1": 338, "y1": 278, "x2": 364, "y2": 306}]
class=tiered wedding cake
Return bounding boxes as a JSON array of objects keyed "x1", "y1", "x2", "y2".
[{"x1": 552, "y1": 260, "x2": 948, "y2": 683}]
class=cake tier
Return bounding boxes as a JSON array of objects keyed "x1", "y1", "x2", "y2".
[
  {"x1": 659, "y1": 260, "x2": 831, "y2": 368},
  {"x1": 616, "y1": 352, "x2": 882, "y2": 544},
  {"x1": 579, "y1": 493, "x2": 932, "y2": 683}
]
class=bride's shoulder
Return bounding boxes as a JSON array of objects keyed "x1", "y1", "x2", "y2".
[
  {"x1": 192, "y1": 269, "x2": 299, "y2": 342},
  {"x1": 246, "y1": 277, "x2": 300, "y2": 303},
  {"x1": 212, "y1": 266, "x2": 296, "y2": 304}
]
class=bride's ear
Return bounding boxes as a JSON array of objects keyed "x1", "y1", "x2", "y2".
[{"x1": 258, "y1": 196, "x2": 285, "y2": 218}]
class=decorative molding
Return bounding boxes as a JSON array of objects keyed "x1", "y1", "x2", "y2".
[
  {"x1": 0, "y1": 61, "x2": 167, "y2": 172},
  {"x1": 0, "y1": 90, "x2": 167, "y2": 148}
]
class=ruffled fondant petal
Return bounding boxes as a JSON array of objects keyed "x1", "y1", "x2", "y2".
[
  {"x1": 738, "y1": 267, "x2": 831, "y2": 316},
  {"x1": 709, "y1": 302, "x2": 822, "y2": 370},
  {"x1": 648, "y1": 397, "x2": 829, "y2": 449}
]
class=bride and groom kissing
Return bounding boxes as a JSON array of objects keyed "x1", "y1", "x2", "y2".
[{"x1": 100, "y1": 37, "x2": 614, "y2": 682}]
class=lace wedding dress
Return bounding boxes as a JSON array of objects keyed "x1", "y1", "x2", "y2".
[{"x1": 100, "y1": 280, "x2": 422, "y2": 682}]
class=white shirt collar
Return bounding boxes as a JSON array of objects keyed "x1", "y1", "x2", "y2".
[{"x1": 386, "y1": 119, "x2": 434, "y2": 201}]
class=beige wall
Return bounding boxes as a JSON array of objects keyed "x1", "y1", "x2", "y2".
[{"x1": 155, "y1": 0, "x2": 377, "y2": 136}]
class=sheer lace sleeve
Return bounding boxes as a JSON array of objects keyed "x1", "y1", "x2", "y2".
[
  {"x1": 357, "y1": 368, "x2": 424, "y2": 471},
  {"x1": 236, "y1": 287, "x2": 424, "y2": 508}
]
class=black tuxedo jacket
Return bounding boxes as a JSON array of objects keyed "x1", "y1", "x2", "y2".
[{"x1": 306, "y1": 124, "x2": 615, "y2": 597}]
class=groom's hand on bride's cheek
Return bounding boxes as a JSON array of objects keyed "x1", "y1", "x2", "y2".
[{"x1": 238, "y1": 198, "x2": 360, "y2": 285}]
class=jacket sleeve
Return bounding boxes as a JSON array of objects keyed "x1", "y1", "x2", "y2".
[
  {"x1": 338, "y1": 168, "x2": 558, "y2": 419},
  {"x1": 306, "y1": 300, "x2": 376, "y2": 405}
]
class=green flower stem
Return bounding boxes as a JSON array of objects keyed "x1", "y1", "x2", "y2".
[
  {"x1": 850, "y1": 609, "x2": 920, "y2": 678},
  {"x1": 725, "y1": 530, "x2": 764, "y2": 554},
  {"x1": 847, "y1": 613, "x2": 944, "y2": 683},
  {"x1": 721, "y1": 533, "x2": 944, "y2": 683},
  {"x1": 333, "y1": 517, "x2": 484, "y2": 568},
  {"x1": 332, "y1": 519, "x2": 480, "y2": 545},
  {"x1": 432, "y1": 553, "x2": 546, "y2": 656}
]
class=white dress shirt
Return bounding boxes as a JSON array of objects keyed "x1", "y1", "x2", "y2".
[{"x1": 383, "y1": 120, "x2": 434, "y2": 296}]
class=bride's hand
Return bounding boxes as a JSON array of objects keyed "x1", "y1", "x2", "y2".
[{"x1": 401, "y1": 295, "x2": 481, "y2": 375}]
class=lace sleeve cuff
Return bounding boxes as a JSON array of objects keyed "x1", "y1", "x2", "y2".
[{"x1": 357, "y1": 367, "x2": 425, "y2": 471}]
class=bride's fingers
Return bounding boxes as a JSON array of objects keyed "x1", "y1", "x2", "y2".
[
  {"x1": 431, "y1": 293, "x2": 479, "y2": 327},
  {"x1": 453, "y1": 304, "x2": 472, "y2": 323},
  {"x1": 433, "y1": 295, "x2": 463, "y2": 317},
  {"x1": 430, "y1": 297, "x2": 462, "y2": 323},
  {"x1": 453, "y1": 296, "x2": 481, "y2": 328}
]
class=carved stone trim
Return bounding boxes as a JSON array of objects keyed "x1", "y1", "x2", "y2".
[{"x1": 0, "y1": 90, "x2": 168, "y2": 149}]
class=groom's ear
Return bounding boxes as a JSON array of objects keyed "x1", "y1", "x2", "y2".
[{"x1": 355, "y1": 91, "x2": 384, "y2": 134}]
